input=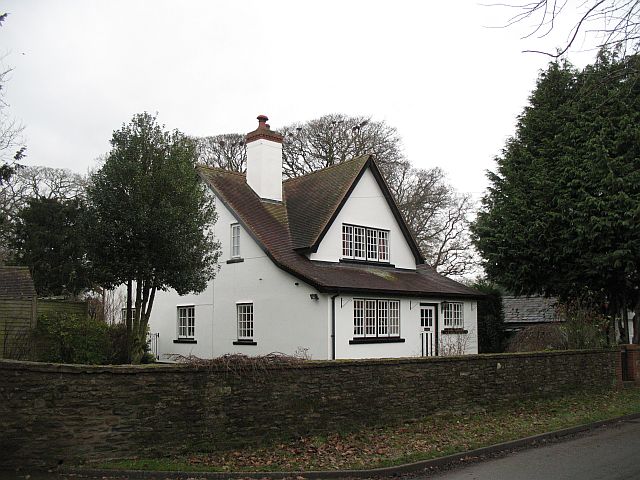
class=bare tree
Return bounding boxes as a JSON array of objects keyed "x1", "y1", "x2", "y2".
[
  {"x1": 390, "y1": 162, "x2": 476, "y2": 277},
  {"x1": 494, "y1": 0, "x2": 640, "y2": 57},
  {"x1": 0, "y1": 13, "x2": 26, "y2": 183},
  {"x1": 280, "y1": 114, "x2": 405, "y2": 178},
  {"x1": 195, "y1": 133, "x2": 247, "y2": 172}
]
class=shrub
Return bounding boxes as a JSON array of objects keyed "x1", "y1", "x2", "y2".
[
  {"x1": 506, "y1": 301, "x2": 612, "y2": 353},
  {"x1": 557, "y1": 300, "x2": 612, "y2": 349},
  {"x1": 32, "y1": 313, "x2": 129, "y2": 364},
  {"x1": 506, "y1": 323, "x2": 565, "y2": 352}
]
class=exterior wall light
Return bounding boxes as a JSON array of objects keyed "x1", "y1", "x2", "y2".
[{"x1": 310, "y1": 293, "x2": 319, "y2": 300}]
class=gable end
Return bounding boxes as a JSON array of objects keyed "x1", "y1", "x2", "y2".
[{"x1": 303, "y1": 157, "x2": 425, "y2": 265}]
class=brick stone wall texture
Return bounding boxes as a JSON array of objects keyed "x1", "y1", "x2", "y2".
[{"x1": 0, "y1": 349, "x2": 618, "y2": 469}]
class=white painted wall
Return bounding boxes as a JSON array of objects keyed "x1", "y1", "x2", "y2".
[
  {"x1": 334, "y1": 295, "x2": 478, "y2": 359},
  {"x1": 310, "y1": 167, "x2": 416, "y2": 269},
  {"x1": 147, "y1": 190, "x2": 329, "y2": 360},
  {"x1": 131, "y1": 178, "x2": 478, "y2": 361},
  {"x1": 438, "y1": 301, "x2": 479, "y2": 356},
  {"x1": 246, "y1": 139, "x2": 283, "y2": 202}
]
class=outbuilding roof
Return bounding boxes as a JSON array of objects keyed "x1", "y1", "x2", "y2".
[
  {"x1": 198, "y1": 156, "x2": 480, "y2": 298},
  {"x1": 0, "y1": 266, "x2": 37, "y2": 299},
  {"x1": 502, "y1": 295, "x2": 559, "y2": 324}
]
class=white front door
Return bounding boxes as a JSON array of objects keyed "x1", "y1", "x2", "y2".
[{"x1": 420, "y1": 305, "x2": 436, "y2": 356}]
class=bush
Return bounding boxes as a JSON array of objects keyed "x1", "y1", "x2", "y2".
[
  {"x1": 506, "y1": 323, "x2": 566, "y2": 352},
  {"x1": 506, "y1": 301, "x2": 612, "y2": 353},
  {"x1": 33, "y1": 313, "x2": 128, "y2": 364},
  {"x1": 558, "y1": 300, "x2": 612, "y2": 349}
]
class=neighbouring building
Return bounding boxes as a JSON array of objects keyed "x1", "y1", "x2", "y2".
[
  {"x1": 502, "y1": 295, "x2": 560, "y2": 333},
  {"x1": 144, "y1": 115, "x2": 482, "y2": 360},
  {"x1": 0, "y1": 266, "x2": 37, "y2": 359}
]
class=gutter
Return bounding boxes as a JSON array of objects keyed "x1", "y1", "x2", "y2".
[{"x1": 331, "y1": 293, "x2": 339, "y2": 360}]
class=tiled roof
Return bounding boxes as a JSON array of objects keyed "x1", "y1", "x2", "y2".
[
  {"x1": 198, "y1": 158, "x2": 480, "y2": 298},
  {"x1": 0, "y1": 266, "x2": 36, "y2": 299},
  {"x1": 285, "y1": 155, "x2": 369, "y2": 250},
  {"x1": 502, "y1": 296, "x2": 559, "y2": 324}
]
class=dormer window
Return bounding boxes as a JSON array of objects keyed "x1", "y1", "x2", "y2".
[{"x1": 342, "y1": 224, "x2": 389, "y2": 263}]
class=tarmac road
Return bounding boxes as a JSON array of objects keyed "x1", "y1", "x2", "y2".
[{"x1": 421, "y1": 418, "x2": 640, "y2": 480}]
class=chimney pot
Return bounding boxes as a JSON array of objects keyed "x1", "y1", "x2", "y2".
[{"x1": 257, "y1": 115, "x2": 269, "y2": 128}]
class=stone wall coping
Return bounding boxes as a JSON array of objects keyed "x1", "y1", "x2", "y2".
[{"x1": 0, "y1": 349, "x2": 617, "y2": 375}]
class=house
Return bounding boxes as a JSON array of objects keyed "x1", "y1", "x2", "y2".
[
  {"x1": 502, "y1": 295, "x2": 560, "y2": 333},
  {"x1": 0, "y1": 266, "x2": 37, "y2": 359},
  {"x1": 147, "y1": 115, "x2": 481, "y2": 360}
]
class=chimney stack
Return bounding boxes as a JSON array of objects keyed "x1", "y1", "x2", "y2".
[{"x1": 245, "y1": 115, "x2": 283, "y2": 202}]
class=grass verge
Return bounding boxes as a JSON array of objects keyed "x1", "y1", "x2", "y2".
[{"x1": 95, "y1": 387, "x2": 640, "y2": 473}]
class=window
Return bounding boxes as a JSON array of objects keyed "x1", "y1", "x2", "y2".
[
  {"x1": 177, "y1": 306, "x2": 195, "y2": 339},
  {"x1": 378, "y1": 230, "x2": 389, "y2": 261},
  {"x1": 237, "y1": 303, "x2": 254, "y2": 340},
  {"x1": 353, "y1": 298, "x2": 400, "y2": 338},
  {"x1": 342, "y1": 225, "x2": 353, "y2": 257},
  {"x1": 443, "y1": 302, "x2": 464, "y2": 328},
  {"x1": 342, "y1": 224, "x2": 389, "y2": 263},
  {"x1": 353, "y1": 226, "x2": 366, "y2": 260},
  {"x1": 367, "y1": 229, "x2": 378, "y2": 261},
  {"x1": 120, "y1": 307, "x2": 136, "y2": 323},
  {"x1": 231, "y1": 223, "x2": 241, "y2": 258},
  {"x1": 353, "y1": 299, "x2": 364, "y2": 336}
]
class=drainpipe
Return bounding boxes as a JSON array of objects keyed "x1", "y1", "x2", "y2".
[
  {"x1": 331, "y1": 293, "x2": 340, "y2": 360},
  {"x1": 435, "y1": 303, "x2": 440, "y2": 356}
]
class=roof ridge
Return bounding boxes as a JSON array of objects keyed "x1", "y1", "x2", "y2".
[
  {"x1": 283, "y1": 154, "x2": 371, "y2": 184},
  {"x1": 197, "y1": 164, "x2": 246, "y2": 177}
]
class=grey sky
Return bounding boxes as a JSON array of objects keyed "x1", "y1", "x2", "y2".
[{"x1": 2, "y1": 1, "x2": 596, "y2": 199}]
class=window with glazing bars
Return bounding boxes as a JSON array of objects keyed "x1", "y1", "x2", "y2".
[
  {"x1": 231, "y1": 224, "x2": 240, "y2": 258},
  {"x1": 443, "y1": 302, "x2": 464, "y2": 328},
  {"x1": 342, "y1": 224, "x2": 389, "y2": 263},
  {"x1": 237, "y1": 303, "x2": 254, "y2": 340},
  {"x1": 353, "y1": 299, "x2": 400, "y2": 337},
  {"x1": 177, "y1": 306, "x2": 195, "y2": 338},
  {"x1": 120, "y1": 307, "x2": 137, "y2": 323}
]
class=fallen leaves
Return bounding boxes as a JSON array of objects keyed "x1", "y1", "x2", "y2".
[{"x1": 100, "y1": 387, "x2": 640, "y2": 473}]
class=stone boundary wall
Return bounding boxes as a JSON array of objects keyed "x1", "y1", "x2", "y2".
[{"x1": 0, "y1": 350, "x2": 618, "y2": 469}]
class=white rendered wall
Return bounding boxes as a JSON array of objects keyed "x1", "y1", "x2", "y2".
[
  {"x1": 334, "y1": 295, "x2": 478, "y2": 359},
  {"x1": 310, "y1": 168, "x2": 416, "y2": 269},
  {"x1": 246, "y1": 139, "x2": 283, "y2": 202},
  {"x1": 147, "y1": 190, "x2": 329, "y2": 360}
]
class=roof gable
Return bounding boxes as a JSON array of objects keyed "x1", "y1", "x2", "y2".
[{"x1": 284, "y1": 155, "x2": 424, "y2": 264}]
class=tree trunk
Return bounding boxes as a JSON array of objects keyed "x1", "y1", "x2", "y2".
[
  {"x1": 126, "y1": 280, "x2": 133, "y2": 363},
  {"x1": 621, "y1": 305, "x2": 630, "y2": 344},
  {"x1": 633, "y1": 298, "x2": 640, "y2": 345},
  {"x1": 131, "y1": 279, "x2": 144, "y2": 363},
  {"x1": 141, "y1": 285, "x2": 156, "y2": 339}
]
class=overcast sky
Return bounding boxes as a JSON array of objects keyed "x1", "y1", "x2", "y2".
[{"x1": 2, "y1": 1, "x2": 597, "y2": 199}]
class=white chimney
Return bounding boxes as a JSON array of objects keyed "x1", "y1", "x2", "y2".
[{"x1": 245, "y1": 115, "x2": 283, "y2": 202}]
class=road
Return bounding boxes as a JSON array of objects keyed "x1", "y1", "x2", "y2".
[{"x1": 421, "y1": 418, "x2": 640, "y2": 480}]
